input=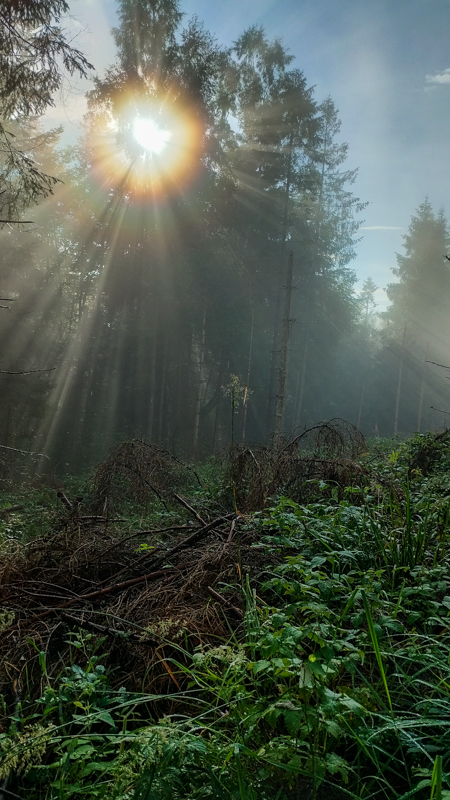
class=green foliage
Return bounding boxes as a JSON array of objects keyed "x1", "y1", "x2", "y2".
[
  {"x1": 0, "y1": 0, "x2": 94, "y2": 218},
  {"x1": 3, "y1": 433, "x2": 450, "y2": 798}
]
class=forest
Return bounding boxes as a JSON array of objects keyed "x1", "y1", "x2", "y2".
[
  {"x1": 0, "y1": 0, "x2": 449, "y2": 474},
  {"x1": 1, "y1": 1, "x2": 450, "y2": 799}
]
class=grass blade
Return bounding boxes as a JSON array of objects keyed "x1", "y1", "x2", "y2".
[
  {"x1": 431, "y1": 754, "x2": 442, "y2": 800},
  {"x1": 362, "y1": 590, "x2": 393, "y2": 713}
]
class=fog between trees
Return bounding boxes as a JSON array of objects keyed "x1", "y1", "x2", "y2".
[{"x1": 0, "y1": 0, "x2": 449, "y2": 475}]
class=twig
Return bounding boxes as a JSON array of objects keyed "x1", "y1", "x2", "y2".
[
  {"x1": 0, "y1": 445, "x2": 48, "y2": 458},
  {"x1": 56, "y1": 490, "x2": 72, "y2": 510},
  {"x1": 115, "y1": 461, "x2": 169, "y2": 510},
  {"x1": 427, "y1": 360, "x2": 450, "y2": 370},
  {"x1": 90, "y1": 524, "x2": 196, "y2": 563},
  {"x1": 59, "y1": 612, "x2": 148, "y2": 643},
  {"x1": 430, "y1": 406, "x2": 450, "y2": 416},
  {"x1": 148, "y1": 514, "x2": 236, "y2": 572},
  {"x1": 96, "y1": 547, "x2": 162, "y2": 586},
  {"x1": 218, "y1": 519, "x2": 236, "y2": 561},
  {"x1": 14, "y1": 569, "x2": 177, "y2": 627},
  {"x1": 0, "y1": 785, "x2": 26, "y2": 800},
  {"x1": 0, "y1": 505, "x2": 24, "y2": 516},
  {"x1": 0, "y1": 368, "x2": 55, "y2": 375},
  {"x1": 173, "y1": 493, "x2": 206, "y2": 525},
  {"x1": 207, "y1": 586, "x2": 243, "y2": 619}
]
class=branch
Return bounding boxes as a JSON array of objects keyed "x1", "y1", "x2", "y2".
[
  {"x1": 430, "y1": 406, "x2": 450, "y2": 417},
  {"x1": 207, "y1": 586, "x2": 243, "y2": 619},
  {"x1": 148, "y1": 514, "x2": 236, "y2": 572},
  {"x1": 426, "y1": 361, "x2": 450, "y2": 370},
  {"x1": 0, "y1": 368, "x2": 55, "y2": 375},
  {"x1": 0, "y1": 445, "x2": 49, "y2": 458},
  {"x1": 0, "y1": 220, "x2": 34, "y2": 224},
  {"x1": 173, "y1": 493, "x2": 206, "y2": 525},
  {"x1": 15, "y1": 568, "x2": 178, "y2": 628},
  {"x1": 0, "y1": 787, "x2": 26, "y2": 800}
]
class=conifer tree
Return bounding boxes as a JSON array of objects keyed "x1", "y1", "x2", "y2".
[{"x1": 0, "y1": 0, "x2": 93, "y2": 220}]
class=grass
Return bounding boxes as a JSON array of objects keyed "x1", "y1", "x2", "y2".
[{"x1": 2, "y1": 431, "x2": 450, "y2": 798}]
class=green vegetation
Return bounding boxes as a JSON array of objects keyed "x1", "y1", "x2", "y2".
[{"x1": 1, "y1": 430, "x2": 450, "y2": 798}]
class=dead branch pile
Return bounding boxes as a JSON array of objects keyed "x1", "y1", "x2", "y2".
[
  {"x1": 90, "y1": 439, "x2": 202, "y2": 511},
  {"x1": 227, "y1": 419, "x2": 369, "y2": 511},
  {"x1": 0, "y1": 494, "x2": 262, "y2": 717}
]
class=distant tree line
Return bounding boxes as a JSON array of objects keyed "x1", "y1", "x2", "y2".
[{"x1": 0, "y1": 0, "x2": 449, "y2": 473}]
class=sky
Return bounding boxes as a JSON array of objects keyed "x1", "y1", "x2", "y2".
[{"x1": 49, "y1": 0, "x2": 450, "y2": 308}]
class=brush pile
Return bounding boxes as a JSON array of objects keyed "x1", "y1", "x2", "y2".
[
  {"x1": 0, "y1": 491, "x2": 258, "y2": 708},
  {"x1": 0, "y1": 423, "x2": 382, "y2": 708}
]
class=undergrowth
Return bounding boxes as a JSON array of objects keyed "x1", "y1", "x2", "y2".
[{"x1": 1, "y1": 431, "x2": 450, "y2": 798}]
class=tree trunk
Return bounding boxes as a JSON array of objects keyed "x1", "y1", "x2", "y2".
[
  {"x1": 394, "y1": 322, "x2": 407, "y2": 437},
  {"x1": 357, "y1": 380, "x2": 366, "y2": 431},
  {"x1": 294, "y1": 321, "x2": 308, "y2": 431},
  {"x1": 147, "y1": 307, "x2": 159, "y2": 442},
  {"x1": 416, "y1": 343, "x2": 429, "y2": 432},
  {"x1": 192, "y1": 305, "x2": 207, "y2": 459},
  {"x1": 242, "y1": 302, "x2": 254, "y2": 444},
  {"x1": 266, "y1": 130, "x2": 294, "y2": 439},
  {"x1": 274, "y1": 251, "x2": 294, "y2": 440},
  {"x1": 157, "y1": 336, "x2": 168, "y2": 443}
]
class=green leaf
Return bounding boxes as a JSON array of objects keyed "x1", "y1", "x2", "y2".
[
  {"x1": 252, "y1": 660, "x2": 272, "y2": 674},
  {"x1": 283, "y1": 710, "x2": 303, "y2": 736}
]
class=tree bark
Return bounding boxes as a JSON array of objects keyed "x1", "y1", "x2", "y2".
[
  {"x1": 394, "y1": 322, "x2": 407, "y2": 437},
  {"x1": 192, "y1": 305, "x2": 207, "y2": 459},
  {"x1": 274, "y1": 251, "x2": 294, "y2": 440},
  {"x1": 266, "y1": 130, "x2": 294, "y2": 439}
]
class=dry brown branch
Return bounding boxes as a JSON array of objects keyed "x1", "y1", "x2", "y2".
[
  {"x1": 207, "y1": 586, "x2": 243, "y2": 619},
  {"x1": 173, "y1": 493, "x2": 206, "y2": 525}
]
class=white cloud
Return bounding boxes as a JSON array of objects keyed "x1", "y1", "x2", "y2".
[
  {"x1": 426, "y1": 68, "x2": 450, "y2": 86},
  {"x1": 360, "y1": 226, "x2": 404, "y2": 231}
]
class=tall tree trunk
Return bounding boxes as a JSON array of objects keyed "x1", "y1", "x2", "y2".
[
  {"x1": 157, "y1": 336, "x2": 168, "y2": 443},
  {"x1": 266, "y1": 130, "x2": 294, "y2": 439},
  {"x1": 242, "y1": 302, "x2": 254, "y2": 444},
  {"x1": 274, "y1": 251, "x2": 294, "y2": 440},
  {"x1": 417, "y1": 342, "x2": 429, "y2": 432},
  {"x1": 192, "y1": 305, "x2": 207, "y2": 459},
  {"x1": 294, "y1": 320, "x2": 309, "y2": 431},
  {"x1": 357, "y1": 380, "x2": 366, "y2": 431},
  {"x1": 394, "y1": 322, "x2": 407, "y2": 437},
  {"x1": 147, "y1": 307, "x2": 159, "y2": 442}
]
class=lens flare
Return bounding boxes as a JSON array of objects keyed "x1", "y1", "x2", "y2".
[
  {"x1": 89, "y1": 92, "x2": 203, "y2": 202},
  {"x1": 133, "y1": 117, "x2": 172, "y2": 154}
]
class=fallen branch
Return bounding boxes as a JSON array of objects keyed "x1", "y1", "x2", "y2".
[
  {"x1": 0, "y1": 445, "x2": 48, "y2": 458},
  {"x1": 207, "y1": 586, "x2": 243, "y2": 620},
  {"x1": 13, "y1": 568, "x2": 177, "y2": 627},
  {"x1": 0, "y1": 786, "x2": 27, "y2": 800},
  {"x1": 59, "y1": 612, "x2": 149, "y2": 643},
  {"x1": 0, "y1": 505, "x2": 24, "y2": 516},
  {"x1": 90, "y1": 524, "x2": 197, "y2": 563},
  {"x1": 96, "y1": 547, "x2": 162, "y2": 586},
  {"x1": 148, "y1": 514, "x2": 236, "y2": 572},
  {"x1": 217, "y1": 519, "x2": 236, "y2": 561},
  {"x1": 56, "y1": 490, "x2": 72, "y2": 510},
  {"x1": 0, "y1": 368, "x2": 55, "y2": 375},
  {"x1": 173, "y1": 493, "x2": 206, "y2": 525}
]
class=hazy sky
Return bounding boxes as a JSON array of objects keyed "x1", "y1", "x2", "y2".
[{"x1": 51, "y1": 0, "x2": 450, "y2": 307}]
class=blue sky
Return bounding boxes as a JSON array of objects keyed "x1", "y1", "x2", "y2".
[{"x1": 53, "y1": 0, "x2": 450, "y2": 307}]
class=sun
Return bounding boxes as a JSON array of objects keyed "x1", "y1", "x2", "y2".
[
  {"x1": 89, "y1": 95, "x2": 203, "y2": 201},
  {"x1": 132, "y1": 117, "x2": 172, "y2": 155}
]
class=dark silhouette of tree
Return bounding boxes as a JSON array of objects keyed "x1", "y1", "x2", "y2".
[{"x1": 0, "y1": 0, "x2": 93, "y2": 221}]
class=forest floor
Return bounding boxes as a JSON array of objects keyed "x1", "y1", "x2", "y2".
[{"x1": 1, "y1": 424, "x2": 450, "y2": 799}]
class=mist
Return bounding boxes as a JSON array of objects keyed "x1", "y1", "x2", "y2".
[{"x1": 1, "y1": 0, "x2": 450, "y2": 475}]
